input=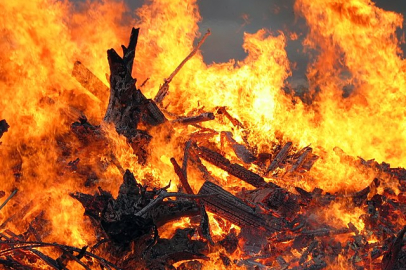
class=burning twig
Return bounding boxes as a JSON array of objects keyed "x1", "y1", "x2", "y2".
[
  {"x1": 154, "y1": 29, "x2": 211, "y2": 104},
  {"x1": 0, "y1": 189, "x2": 18, "y2": 212},
  {"x1": 170, "y1": 157, "x2": 194, "y2": 194},
  {"x1": 139, "y1": 77, "x2": 149, "y2": 88},
  {"x1": 171, "y1": 112, "x2": 215, "y2": 125}
]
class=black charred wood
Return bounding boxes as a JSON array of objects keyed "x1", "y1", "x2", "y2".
[
  {"x1": 382, "y1": 226, "x2": 406, "y2": 270},
  {"x1": 0, "y1": 119, "x2": 9, "y2": 139},
  {"x1": 198, "y1": 181, "x2": 282, "y2": 232},
  {"x1": 172, "y1": 112, "x2": 215, "y2": 125},
  {"x1": 104, "y1": 28, "x2": 166, "y2": 140},
  {"x1": 70, "y1": 116, "x2": 103, "y2": 143},
  {"x1": 219, "y1": 229, "x2": 239, "y2": 254},
  {"x1": 145, "y1": 200, "x2": 200, "y2": 227},
  {"x1": 144, "y1": 228, "x2": 208, "y2": 269}
]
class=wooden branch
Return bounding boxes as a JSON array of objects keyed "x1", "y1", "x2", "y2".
[
  {"x1": 216, "y1": 107, "x2": 244, "y2": 128},
  {"x1": 0, "y1": 189, "x2": 18, "y2": 212},
  {"x1": 170, "y1": 158, "x2": 194, "y2": 194},
  {"x1": 198, "y1": 181, "x2": 281, "y2": 232},
  {"x1": 121, "y1": 27, "x2": 139, "y2": 75},
  {"x1": 171, "y1": 112, "x2": 215, "y2": 125},
  {"x1": 154, "y1": 29, "x2": 211, "y2": 104}
]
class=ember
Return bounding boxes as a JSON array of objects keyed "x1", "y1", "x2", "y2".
[{"x1": 1, "y1": 0, "x2": 406, "y2": 269}]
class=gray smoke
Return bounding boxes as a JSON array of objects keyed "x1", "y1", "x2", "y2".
[{"x1": 123, "y1": 0, "x2": 405, "y2": 86}]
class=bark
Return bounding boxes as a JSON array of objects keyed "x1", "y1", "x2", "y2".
[{"x1": 198, "y1": 181, "x2": 282, "y2": 233}]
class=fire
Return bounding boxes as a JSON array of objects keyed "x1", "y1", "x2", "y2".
[{"x1": 0, "y1": 0, "x2": 405, "y2": 269}]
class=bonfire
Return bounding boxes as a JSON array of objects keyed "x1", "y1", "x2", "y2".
[{"x1": 1, "y1": 0, "x2": 406, "y2": 269}]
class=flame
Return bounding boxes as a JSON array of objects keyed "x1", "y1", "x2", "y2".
[{"x1": 0, "y1": 0, "x2": 405, "y2": 268}]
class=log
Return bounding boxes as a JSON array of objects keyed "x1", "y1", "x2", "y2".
[
  {"x1": 221, "y1": 131, "x2": 256, "y2": 164},
  {"x1": 198, "y1": 181, "x2": 282, "y2": 232},
  {"x1": 196, "y1": 146, "x2": 271, "y2": 188},
  {"x1": 288, "y1": 146, "x2": 312, "y2": 173},
  {"x1": 72, "y1": 61, "x2": 109, "y2": 102},
  {"x1": 216, "y1": 107, "x2": 244, "y2": 128},
  {"x1": 266, "y1": 141, "x2": 292, "y2": 174}
]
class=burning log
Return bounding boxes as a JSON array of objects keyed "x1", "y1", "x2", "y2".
[
  {"x1": 221, "y1": 131, "x2": 256, "y2": 164},
  {"x1": 266, "y1": 141, "x2": 292, "y2": 174},
  {"x1": 288, "y1": 146, "x2": 312, "y2": 173},
  {"x1": 216, "y1": 106, "x2": 244, "y2": 128},
  {"x1": 198, "y1": 181, "x2": 284, "y2": 232},
  {"x1": 72, "y1": 61, "x2": 109, "y2": 102},
  {"x1": 171, "y1": 112, "x2": 215, "y2": 125},
  {"x1": 143, "y1": 228, "x2": 208, "y2": 270},
  {"x1": 195, "y1": 145, "x2": 271, "y2": 188}
]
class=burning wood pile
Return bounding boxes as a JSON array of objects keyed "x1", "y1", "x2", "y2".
[{"x1": 1, "y1": 26, "x2": 406, "y2": 270}]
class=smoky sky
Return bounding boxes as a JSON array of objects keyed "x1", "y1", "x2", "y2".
[{"x1": 123, "y1": 0, "x2": 406, "y2": 84}]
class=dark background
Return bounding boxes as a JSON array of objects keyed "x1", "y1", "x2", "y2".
[{"x1": 124, "y1": 0, "x2": 406, "y2": 84}]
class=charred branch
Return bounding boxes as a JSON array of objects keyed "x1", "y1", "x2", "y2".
[
  {"x1": 154, "y1": 29, "x2": 211, "y2": 104},
  {"x1": 171, "y1": 112, "x2": 215, "y2": 125}
]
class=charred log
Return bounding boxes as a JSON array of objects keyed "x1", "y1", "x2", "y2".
[
  {"x1": 198, "y1": 181, "x2": 283, "y2": 232},
  {"x1": 196, "y1": 145, "x2": 270, "y2": 188}
]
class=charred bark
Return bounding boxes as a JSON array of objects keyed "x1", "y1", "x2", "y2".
[
  {"x1": 104, "y1": 28, "x2": 166, "y2": 140},
  {"x1": 198, "y1": 181, "x2": 283, "y2": 232}
]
